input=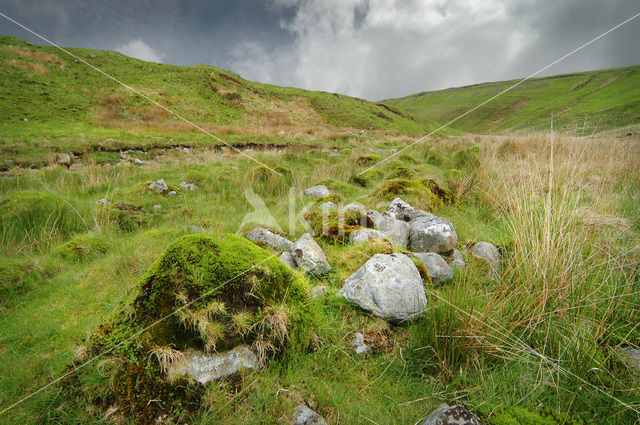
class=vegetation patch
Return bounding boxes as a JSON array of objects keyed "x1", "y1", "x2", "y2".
[
  {"x1": 373, "y1": 177, "x2": 455, "y2": 211},
  {"x1": 66, "y1": 233, "x2": 316, "y2": 424}
]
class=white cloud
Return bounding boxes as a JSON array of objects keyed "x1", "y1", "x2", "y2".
[{"x1": 116, "y1": 39, "x2": 164, "y2": 63}]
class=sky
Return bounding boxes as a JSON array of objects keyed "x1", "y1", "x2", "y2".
[{"x1": 0, "y1": 0, "x2": 638, "y2": 100}]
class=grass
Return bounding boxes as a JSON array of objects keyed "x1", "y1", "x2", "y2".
[
  {"x1": 384, "y1": 66, "x2": 640, "y2": 135},
  {"x1": 0, "y1": 36, "x2": 638, "y2": 425}
]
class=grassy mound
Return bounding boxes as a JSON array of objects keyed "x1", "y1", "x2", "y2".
[
  {"x1": 67, "y1": 233, "x2": 316, "y2": 424},
  {"x1": 373, "y1": 177, "x2": 455, "y2": 211},
  {"x1": 0, "y1": 191, "x2": 87, "y2": 254}
]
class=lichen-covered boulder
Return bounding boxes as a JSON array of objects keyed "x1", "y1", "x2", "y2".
[
  {"x1": 303, "y1": 185, "x2": 330, "y2": 198},
  {"x1": 292, "y1": 233, "x2": 331, "y2": 273},
  {"x1": 247, "y1": 227, "x2": 294, "y2": 251},
  {"x1": 349, "y1": 228, "x2": 386, "y2": 244},
  {"x1": 338, "y1": 253, "x2": 427, "y2": 322},
  {"x1": 470, "y1": 242, "x2": 500, "y2": 276},
  {"x1": 80, "y1": 233, "x2": 316, "y2": 424},
  {"x1": 409, "y1": 213, "x2": 458, "y2": 254},
  {"x1": 414, "y1": 252, "x2": 454, "y2": 283},
  {"x1": 416, "y1": 403, "x2": 483, "y2": 425}
]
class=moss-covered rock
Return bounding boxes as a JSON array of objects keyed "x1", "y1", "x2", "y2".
[
  {"x1": 349, "y1": 169, "x2": 384, "y2": 187},
  {"x1": 304, "y1": 208, "x2": 373, "y2": 243},
  {"x1": 77, "y1": 233, "x2": 316, "y2": 424},
  {"x1": 373, "y1": 177, "x2": 455, "y2": 211},
  {"x1": 356, "y1": 153, "x2": 381, "y2": 166}
]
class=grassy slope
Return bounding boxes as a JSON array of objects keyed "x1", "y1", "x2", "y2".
[
  {"x1": 384, "y1": 66, "x2": 640, "y2": 134},
  {"x1": 0, "y1": 35, "x2": 432, "y2": 134}
]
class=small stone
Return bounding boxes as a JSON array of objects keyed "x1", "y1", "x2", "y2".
[
  {"x1": 343, "y1": 202, "x2": 366, "y2": 212},
  {"x1": 413, "y1": 252, "x2": 454, "y2": 283},
  {"x1": 95, "y1": 198, "x2": 110, "y2": 206},
  {"x1": 279, "y1": 251, "x2": 297, "y2": 269},
  {"x1": 450, "y1": 248, "x2": 466, "y2": 270},
  {"x1": 470, "y1": 242, "x2": 500, "y2": 276},
  {"x1": 55, "y1": 153, "x2": 71, "y2": 165},
  {"x1": 311, "y1": 286, "x2": 328, "y2": 299},
  {"x1": 166, "y1": 346, "x2": 258, "y2": 384},
  {"x1": 153, "y1": 204, "x2": 162, "y2": 209},
  {"x1": 350, "y1": 332, "x2": 371, "y2": 355},
  {"x1": 303, "y1": 185, "x2": 330, "y2": 198},
  {"x1": 168, "y1": 191, "x2": 177, "y2": 196},
  {"x1": 292, "y1": 233, "x2": 331, "y2": 274},
  {"x1": 349, "y1": 228, "x2": 386, "y2": 244},
  {"x1": 416, "y1": 403, "x2": 483, "y2": 425},
  {"x1": 182, "y1": 147, "x2": 191, "y2": 153},
  {"x1": 318, "y1": 201, "x2": 336, "y2": 211},
  {"x1": 68, "y1": 163, "x2": 83, "y2": 170},
  {"x1": 133, "y1": 158, "x2": 144, "y2": 165},
  {"x1": 293, "y1": 405, "x2": 328, "y2": 425},
  {"x1": 149, "y1": 179, "x2": 168, "y2": 193},
  {"x1": 89, "y1": 53, "x2": 96, "y2": 58},
  {"x1": 622, "y1": 348, "x2": 640, "y2": 374},
  {"x1": 247, "y1": 227, "x2": 294, "y2": 251},
  {"x1": 179, "y1": 181, "x2": 198, "y2": 190},
  {"x1": 387, "y1": 197, "x2": 415, "y2": 221}
]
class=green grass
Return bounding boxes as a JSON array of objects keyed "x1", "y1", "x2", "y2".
[
  {"x1": 0, "y1": 35, "x2": 638, "y2": 425},
  {"x1": 384, "y1": 66, "x2": 640, "y2": 134}
]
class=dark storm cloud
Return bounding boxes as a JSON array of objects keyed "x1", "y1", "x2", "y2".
[{"x1": 0, "y1": 0, "x2": 638, "y2": 100}]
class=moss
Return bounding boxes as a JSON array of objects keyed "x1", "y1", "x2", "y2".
[
  {"x1": 373, "y1": 177, "x2": 455, "y2": 211},
  {"x1": 304, "y1": 208, "x2": 373, "y2": 243},
  {"x1": 55, "y1": 232, "x2": 110, "y2": 262},
  {"x1": 356, "y1": 153, "x2": 381, "y2": 166},
  {"x1": 80, "y1": 233, "x2": 317, "y2": 424},
  {"x1": 349, "y1": 169, "x2": 384, "y2": 187},
  {"x1": 112, "y1": 203, "x2": 149, "y2": 232}
]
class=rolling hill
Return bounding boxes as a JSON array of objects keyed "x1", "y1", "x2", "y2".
[
  {"x1": 0, "y1": 35, "x2": 433, "y2": 137},
  {"x1": 384, "y1": 65, "x2": 640, "y2": 135}
]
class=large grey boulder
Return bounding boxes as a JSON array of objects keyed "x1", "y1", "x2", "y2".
[
  {"x1": 349, "y1": 228, "x2": 386, "y2": 245},
  {"x1": 409, "y1": 214, "x2": 458, "y2": 254},
  {"x1": 293, "y1": 405, "x2": 328, "y2": 425},
  {"x1": 149, "y1": 179, "x2": 168, "y2": 193},
  {"x1": 292, "y1": 233, "x2": 331, "y2": 274},
  {"x1": 166, "y1": 345, "x2": 258, "y2": 384},
  {"x1": 338, "y1": 253, "x2": 427, "y2": 322},
  {"x1": 303, "y1": 185, "x2": 330, "y2": 198},
  {"x1": 470, "y1": 242, "x2": 500, "y2": 276},
  {"x1": 247, "y1": 227, "x2": 294, "y2": 251},
  {"x1": 368, "y1": 209, "x2": 410, "y2": 247},
  {"x1": 414, "y1": 252, "x2": 454, "y2": 283},
  {"x1": 416, "y1": 403, "x2": 483, "y2": 425}
]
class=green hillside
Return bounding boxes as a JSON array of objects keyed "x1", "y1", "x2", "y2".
[{"x1": 384, "y1": 66, "x2": 640, "y2": 134}]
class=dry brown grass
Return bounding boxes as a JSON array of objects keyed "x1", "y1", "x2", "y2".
[
  {"x1": 4, "y1": 59, "x2": 49, "y2": 75},
  {"x1": 6, "y1": 45, "x2": 63, "y2": 65}
]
